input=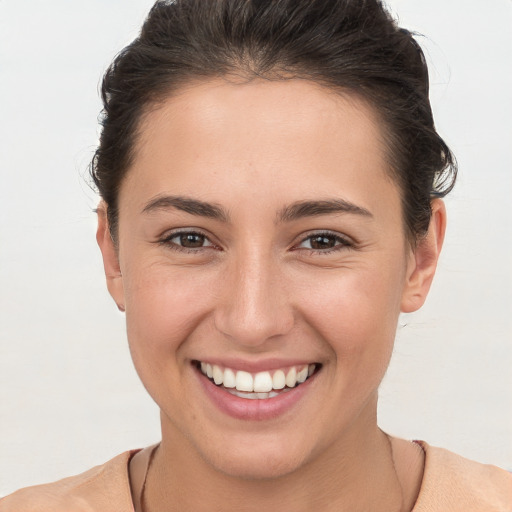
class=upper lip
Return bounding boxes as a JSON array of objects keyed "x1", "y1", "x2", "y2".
[{"x1": 192, "y1": 357, "x2": 320, "y2": 373}]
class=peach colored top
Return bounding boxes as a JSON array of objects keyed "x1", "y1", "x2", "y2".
[{"x1": 1, "y1": 441, "x2": 511, "y2": 511}]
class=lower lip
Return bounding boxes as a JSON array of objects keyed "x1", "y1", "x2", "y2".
[{"x1": 196, "y1": 366, "x2": 317, "y2": 421}]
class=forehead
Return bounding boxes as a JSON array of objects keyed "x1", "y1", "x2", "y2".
[
  {"x1": 121, "y1": 78, "x2": 398, "y2": 217},
  {"x1": 136, "y1": 78, "x2": 386, "y2": 161}
]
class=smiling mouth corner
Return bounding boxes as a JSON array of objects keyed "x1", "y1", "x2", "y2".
[{"x1": 193, "y1": 360, "x2": 321, "y2": 399}]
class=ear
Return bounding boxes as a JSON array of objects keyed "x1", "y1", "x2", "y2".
[
  {"x1": 96, "y1": 202, "x2": 125, "y2": 312},
  {"x1": 401, "y1": 199, "x2": 446, "y2": 313}
]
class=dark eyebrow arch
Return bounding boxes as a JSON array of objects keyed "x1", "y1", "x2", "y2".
[
  {"x1": 142, "y1": 195, "x2": 230, "y2": 222},
  {"x1": 277, "y1": 199, "x2": 372, "y2": 223}
]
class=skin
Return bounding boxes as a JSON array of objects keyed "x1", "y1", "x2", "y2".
[{"x1": 97, "y1": 78, "x2": 446, "y2": 511}]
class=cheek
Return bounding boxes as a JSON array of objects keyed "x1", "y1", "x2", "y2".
[
  {"x1": 122, "y1": 262, "x2": 217, "y2": 378},
  {"x1": 297, "y1": 262, "x2": 405, "y2": 366}
]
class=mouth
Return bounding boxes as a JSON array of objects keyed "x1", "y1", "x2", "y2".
[{"x1": 194, "y1": 360, "x2": 321, "y2": 400}]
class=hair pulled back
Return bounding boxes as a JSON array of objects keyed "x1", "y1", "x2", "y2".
[{"x1": 91, "y1": 0, "x2": 456, "y2": 242}]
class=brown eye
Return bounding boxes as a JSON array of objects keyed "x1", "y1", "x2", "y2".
[
  {"x1": 309, "y1": 235, "x2": 337, "y2": 250},
  {"x1": 164, "y1": 231, "x2": 214, "y2": 250},
  {"x1": 297, "y1": 232, "x2": 352, "y2": 252},
  {"x1": 179, "y1": 233, "x2": 206, "y2": 248}
]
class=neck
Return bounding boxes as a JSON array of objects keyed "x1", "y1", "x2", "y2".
[{"x1": 144, "y1": 407, "x2": 407, "y2": 512}]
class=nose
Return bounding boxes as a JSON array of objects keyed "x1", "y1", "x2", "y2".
[{"x1": 214, "y1": 251, "x2": 294, "y2": 348}]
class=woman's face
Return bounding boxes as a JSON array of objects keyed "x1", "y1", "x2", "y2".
[{"x1": 99, "y1": 78, "x2": 441, "y2": 479}]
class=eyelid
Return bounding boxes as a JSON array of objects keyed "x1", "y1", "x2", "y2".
[
  {"x1": 155, "y1": 228, "x2": 354, "y2": 254},
  {"x1": 157, "y1": 228, "x2": 219, "y2": 251},
  {"x1": 293, "y1": 230, "x2": 355, "y2": 252}
]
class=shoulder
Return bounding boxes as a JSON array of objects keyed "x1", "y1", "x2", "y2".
[
  {"x1": 0, "y1": 450, "x2": 139, "y2": 512},
  {"x1": 413, "y1": 441, "x2": 512, "y2": 512}
]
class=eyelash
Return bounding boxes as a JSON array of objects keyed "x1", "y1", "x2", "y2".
[
  {"x1": 158, "y1": 230, "x2": 218, "y2": 254},
  {"x1": 157, "y1": 230, "x2": 354, "y2": 255},
  {"x1": 293, "y1": 231, "x2": 354, "y2": 255}
]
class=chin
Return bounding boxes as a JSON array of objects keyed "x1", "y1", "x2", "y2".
[
  {"x1": 197, "y1": 433, "x2": 311, "y2": 481},
  {"x1": 211, "y1": 450, "x2": 307, "y2": 481}
]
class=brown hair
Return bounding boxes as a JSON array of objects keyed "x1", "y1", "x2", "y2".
[{"x1": 91, "y1": 0, "x2": 456, "y2": 242}]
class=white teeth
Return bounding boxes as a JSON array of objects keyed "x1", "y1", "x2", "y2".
[
  {"x1": 253, "y1": 371, "x2": 273, "y2": 392},
  {"x1": 227, "y1": 389, "x2": 285, "y2": 399},
  {"x1": 239, "y1": 391, "x2": 260, "y2": 400},
  {"x1": 297, "y1": 367, "x2": 308, "y2": 383},
  {"x1": 235, "y1": 371, "x2": 254, "y2": 392},
  {"x1": 272, "y1": 370, "x2": 286, "y2": 390},
  {"x1": 223, "y1": 368, "x2": 236, "y2": 388},
  {"x1": 285, "y1": 367, "x2": 297, "y2": 388},
  {"x1": 212, "y1": 365, "x2": 223, "y2": 385},
  {"x1": 198, "y1": 362, "x2": 318, "y2": 395}
]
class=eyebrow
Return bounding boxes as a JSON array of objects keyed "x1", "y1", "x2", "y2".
[
  {"x1": 142, "y1": 195, "x2": 230, "y2": 222},
  {"x1": 277, "y1": 199, "x2": 373, "y2": 222},
  {"x1": 141, "y1": 195, "x2": 372, "y2": 223}
]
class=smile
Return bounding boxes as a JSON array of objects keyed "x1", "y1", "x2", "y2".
[{"x1": 196, "y1": 361, "x2": 319, "y2": 399}]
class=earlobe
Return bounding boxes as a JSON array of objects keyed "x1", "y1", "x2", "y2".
[
  {"x1": 401, "y1": 199, "x2": 446, "y2": 313},
  {"x1": 96, "y1": 202, "x2": 125, "y2": 312}
]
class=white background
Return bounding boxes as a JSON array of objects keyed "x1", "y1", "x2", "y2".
[{"x1": 0, "y1": 0, "x2": 511, "y2": 496}]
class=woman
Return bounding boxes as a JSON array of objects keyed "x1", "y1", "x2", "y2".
[{"x1": 1, "y1": 0, "x2": 510, "y2": 510}]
